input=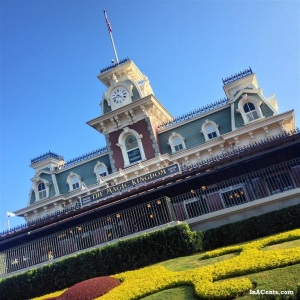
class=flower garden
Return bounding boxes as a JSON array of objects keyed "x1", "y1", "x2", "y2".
[{"x1": 33, "y1": 229, "x2": 300, "y2": 300}]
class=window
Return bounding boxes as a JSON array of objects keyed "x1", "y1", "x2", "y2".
[
  {"x1": 206, "y1": 125, "x2": 218, "y2": 139},
  {"x1": 237, "y1": 95, "x2": 263, "y2": 124},
  {"x1": 71, "y1": 176, "x2": 80, "y2": 190},
  {"x1": 38, "y1": 183, "x2": 46, "y2": 199},
  {"x1": 94, "y1": 162, "x2": 109, "y2": 182},
  {"x1": 265, "y1": 172, "x2": 294, "y2": 194},
  {"x1": 220, "y1": 185, "x2": 248, "y2": 208},
  {"x1": 173, "y1": 137, "x2": 183, "y2": 151},
  {"x1": 117, "y1": 128, "x2": 146, "y2": 167},
  {"x1": 184, "y1": 197, "x2": 209, "y2": 218},
  {"x1": 201, "y1": 120, "x2": 220, "y2": 141},
  {"x1": 125, "y1": 135, "x2": 142, "y2": 164},
  {"x1": 98, "y1": 165, "x2": 107, "y2": 177},
  {"x1": 33, "y1": 177, "x2": 49, "y2": 201},
  {"x1": 67, "y1": 172, "x2": 82, "y2": 192},
  {"x1": 243, "y1": 102, "x2": 259, "y2": 122},
  {"x1": 168, "y1": 132, "x2": 186, "y2": 153}
]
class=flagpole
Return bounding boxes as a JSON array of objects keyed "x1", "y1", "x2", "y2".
[
  {"x1": 7, "y1": 216, "x2": 10, "y2": 231},
  {"x1": 103, "y1": 10, "x2": 119, "y2": 64}
]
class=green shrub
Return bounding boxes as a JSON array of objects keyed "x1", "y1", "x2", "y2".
[
  {"x1": 202, "y1": 204, "x2": 300, "y2": 251},
  {"x1": 0, "y1": 223, "x2": 201, "y2": 300}
]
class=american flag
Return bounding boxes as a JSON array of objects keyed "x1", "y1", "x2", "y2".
[{"x1": 104, "y1": 10, "x2": 112, "y2": 33}]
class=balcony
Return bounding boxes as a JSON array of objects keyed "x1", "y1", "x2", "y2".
[{"x1": 1, "y1": 157, "x2": 299, "y2": 277}]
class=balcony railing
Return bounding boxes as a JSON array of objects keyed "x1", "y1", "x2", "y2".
[{"x1": 1, "y1": 157, "x2": 299, "y2": 277}]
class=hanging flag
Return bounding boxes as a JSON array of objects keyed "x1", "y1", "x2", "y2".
[
  {"x1": 104, "y1": 10, "x2": 112, "y2": 33},
  {"x1": 7, "y1": 211, "x2": 16, "y2": 217}
]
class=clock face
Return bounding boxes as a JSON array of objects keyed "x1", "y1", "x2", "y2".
[{"x1": 111, "y1": 87, "x2": 128, "y2": 104}]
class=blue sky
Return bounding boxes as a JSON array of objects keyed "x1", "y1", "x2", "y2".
[{"x1": 0, "y1": 0, "x2": 299, "y2": 231}]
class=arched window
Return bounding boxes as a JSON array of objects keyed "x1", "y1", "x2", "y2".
[
  {"x1": 206, "y1": 125, "x2": 218, "y2": 139},
  {"x1": 237, "y1": 94, "x2": 263, "y2": 124},
  {"x1": 71, "y1": 176, "x2": 80, "y2": 190},
  {"x1": 243, "y1": 102, "x2": 259, "y2": 122},
  {"x1": 201, "y1": 120, "x2": 220, "y2": 141},
  {"x1": 67, "y1": 172, "x2": 82, "y2": 192},
  {"x1": 98, "y1": 165, "x2": 107, "y2": 177},
  {"x1": 168, "y1": 132, "x2": 186, "y2": 153},
  {"x1": 94, "y1": 162, "x2": 109, "y2": 182},
  {"x1": 117, "y1": 127, "x2": 146, "y2": 167},
  {"x1": 38, "y1": 182, "x2": 46, "y2": 199},
  {"x1": 32, "y1": 177, "x2": 50, "y2": 201},
  {"x1": 125, "y1": 135, "x2": 142, "y2": 164}
]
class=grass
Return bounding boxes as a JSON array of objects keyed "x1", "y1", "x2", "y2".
[{"x1": 142, "y1": 239, "x2": 300, "y2": 300}]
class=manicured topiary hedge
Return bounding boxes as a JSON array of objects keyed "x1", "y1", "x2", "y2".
[
  {"x1": 202, "y1": 203, "x2": 300, "y2": 250},
  {"x1": 0, "y1": 223, "x2": 202, "y2": 300}
]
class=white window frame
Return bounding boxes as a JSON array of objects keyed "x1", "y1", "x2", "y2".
[
  {"x1": 168, "y1": 132, "x2": 186, "y2": 153},
  {"x1": 38, "y1": 182, "x2": 47, "y2": 199},
  {"x1": 237, "y1": 94, "x2": 263, "y2": 124},
  {"x1": 94, "y1": 162, "x2": 108, "y2": 182},
  {"x1": 33, "y1": 177, "x2": 50, "y2": 201},
  {"x1": 201, "y1": 120, "x2": 220, "y2": 141},
  {"x1": 67, "y1": 172, "x2": 82, "y2": 192},
  {"x1": 117, "y1": 127, "x2": 146, "y2": 167}
]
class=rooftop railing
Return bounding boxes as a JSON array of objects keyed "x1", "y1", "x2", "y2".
[
  {"x1": 222, "y1": 67, "x2": 253, "y2": 85},
  {"x1": 31, "y1": 151, "x2": 64, "y2": 165},
  {"x1": 30, "y1": 146, "x2": 108, "y2": 170},
  {"x1": 157, "y1": 97, "x2": 228, "y2": 130},
  {"x1": 63, "y1": 146, "x2": 108, "y2": 168},
  {"x1": 100, "y1": 57, "x2": 130, "y2": 74}
]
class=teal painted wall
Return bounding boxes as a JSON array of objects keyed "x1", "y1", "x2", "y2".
[
  {"x1": 56, "y1": 154, "x2": 111, "y2": 195},
  {"x1": 158, "y1": 107, "x2": 232, "y2": 154}
]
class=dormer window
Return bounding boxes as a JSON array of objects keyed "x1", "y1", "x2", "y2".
[
  {"x1": 201, "y1": 120, "x2": 220, "y2": 141},
  {"x1": 117, "y1": 128, "x2": 146, "y2": 167},
  {"x1": 237, "y1": 94, "x2": 263, "y2": 124},
  {"x1": 33, "y1": 177, "x2": 50, "y2": 201},
  {"x1": 67, "y1": 173, "x2": 82, "y2": 192},
  {"x1": 206, "y1": 125, "x2": 218, "y2": 139},
  {"x1": 94, "y1": 162, "x2": 108, "y2": 182},
  {"x1": 243, "y1": 102, "x2": 259, "y2": 122},
  {"x1": 168, "y1": 132, "x2": 186, "y2": 153},
  {"x1": 71, "y1": 176, "x2": 80, "y2": 190},
  {"x1": 38, "y1": 183, "x2": 47, "y2": 199}
]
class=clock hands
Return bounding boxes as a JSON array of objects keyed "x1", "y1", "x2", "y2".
[{"x1": 112, "y1": 89, "x2": 127, "y2": 103}]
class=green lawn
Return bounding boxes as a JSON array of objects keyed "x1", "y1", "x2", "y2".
[{"x1": 142, "y1": 239, "x2": 300, "y2": 300}]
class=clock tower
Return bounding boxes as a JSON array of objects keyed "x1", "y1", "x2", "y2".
[{"x1": 87, "y1": 58, "x2": 173, "y2": 172}]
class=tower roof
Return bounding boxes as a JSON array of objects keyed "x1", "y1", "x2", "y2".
[{"x1": 98, "y1": 58, "x2": 146, "y2": 87}]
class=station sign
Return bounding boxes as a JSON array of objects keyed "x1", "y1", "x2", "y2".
[{"x1": 80, "y1": 164, "x2": 180, "y2": 207}]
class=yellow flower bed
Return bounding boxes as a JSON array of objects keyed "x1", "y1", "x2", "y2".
[
  {"x1": 32, "y1": 289, "x2": 66, "y2": 300},
  {"x1": 98, "y1": 229, "x2": 300, "y2": 300},
  {"x1": 36, "y1": 229, "x2": 300, "y2": 300}
]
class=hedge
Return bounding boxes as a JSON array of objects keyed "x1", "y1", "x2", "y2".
[
  {"x1": 202, "y1": 203, "x2": 300, "y2": 251},
  {"x1": 0, "y1": 223, "x2": 202, "y2": 300}
]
